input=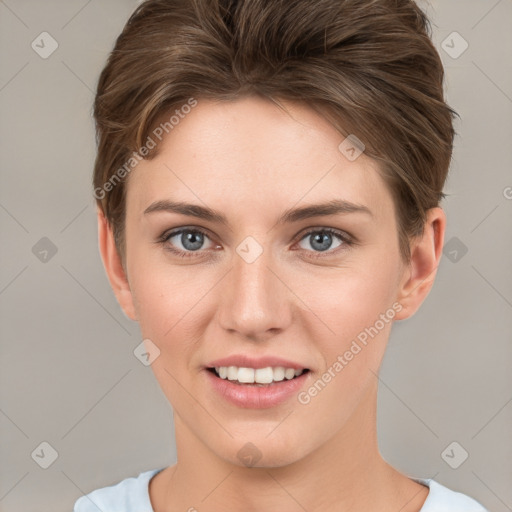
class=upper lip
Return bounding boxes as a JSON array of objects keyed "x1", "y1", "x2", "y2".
[{"x1": 206, "y1": 354, "x2": 308, "y2": 370}]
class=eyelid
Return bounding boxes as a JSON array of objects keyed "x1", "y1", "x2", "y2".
[
  {"x1": 158, "y1": 226, "x2": 218, "y2": 252},
  {"x1": 157, "y1": 225, "x2": 355, "y2": 258},
  {"x1": 294, "y1": 226, "x2": 354, "y2": 244},
  {"x1": 158, "y1": 225, "x2": 212, "y2": 243},
  {"x1": 159, "y1": 225, "x2": 354, "y2": 242}
]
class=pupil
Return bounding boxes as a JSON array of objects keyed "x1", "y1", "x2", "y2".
[
  {"x1": 312, "y1": 232, "x2": 331, "y2": 251},
  {"x1": 183, "y1": 231, "x2": 203, "y2": 250}
]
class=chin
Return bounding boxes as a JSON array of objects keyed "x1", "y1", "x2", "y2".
[
  {"x1": 216, "y1": 432, "x2": 311, "y2": 469},
  {"x1": 230, "y1": 450, "x2": 303, "y2": 469}
]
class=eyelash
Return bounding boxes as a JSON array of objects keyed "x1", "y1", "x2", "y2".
[{"x1": 157, "y1": 226, "x2": 354, "y2": 260}]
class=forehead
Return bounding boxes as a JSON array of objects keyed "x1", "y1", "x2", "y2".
[{"x1": 125, "y1": 96, "x2": 394, "y2": 221}]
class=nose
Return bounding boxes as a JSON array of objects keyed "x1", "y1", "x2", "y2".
[{"x1": 217, "y1": 245, "x2": 292, "y2": 342}]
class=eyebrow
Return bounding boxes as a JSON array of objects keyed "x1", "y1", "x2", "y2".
[{"x1": 143, "y1": 198, "x2": 373, "y2": 225}]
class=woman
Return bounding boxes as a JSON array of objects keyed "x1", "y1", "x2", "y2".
[{"x1": 75, "y1": 0, "x2": 489, "y2": 510}]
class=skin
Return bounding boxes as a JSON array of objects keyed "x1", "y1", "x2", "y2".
[{"x1": 98, "y1": 95, "x2": 445, "y2": 512}]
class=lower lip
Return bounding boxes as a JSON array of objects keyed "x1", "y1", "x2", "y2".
[{"x1": 204, "y1": 369, "x2": 310, "y2": 409}]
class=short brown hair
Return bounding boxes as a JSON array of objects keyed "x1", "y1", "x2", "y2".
[{"x1": 93, "y1": 0, "x2": 458, "y2": 266}]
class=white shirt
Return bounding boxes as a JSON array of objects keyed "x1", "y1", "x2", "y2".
[{"x1": 73, "y1": 468, "x2": 489, "y2": 511}]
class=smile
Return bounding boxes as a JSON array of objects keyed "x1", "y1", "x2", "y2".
[
  {"x1": 209, "y1": 366, "x2": 309, "y2": 385},
  {"x1": 205, "y1": 366, "x2": 311, "y2": 408}
]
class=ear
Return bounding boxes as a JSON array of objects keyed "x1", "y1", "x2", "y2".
[
  {"x1": 394, "y1": 207, "x2": 446, "y2": 320},
  {"x1": 97, "y1": 207, "x2": 138, "y2": 321}
]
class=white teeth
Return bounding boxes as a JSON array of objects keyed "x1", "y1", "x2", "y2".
[
  {"x1": 284, "y1": 368, "x2": 295, "y2": 380},
  {"x1": 227, "y1": 366, "x2": 238, "y2": 380},
  {"x1": 254, "y1": 367, "x2": 273, "y2": 384},
  {"x1": 237, "y1": 367, "x2": 255, "y2": 383},
  {"x1": 212, "y1": 365, "x2": 306, "y2": 384},
  {"x1": 273, "y1": 367, "x2": 285, "y2": 381}
]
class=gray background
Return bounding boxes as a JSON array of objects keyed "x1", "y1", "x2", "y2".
[{"x1": 0, "y1": 1, "x2": 511, "y2": 511}]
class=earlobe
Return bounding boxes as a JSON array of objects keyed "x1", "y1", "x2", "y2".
[
  {"x1": 394, "y1": 207, "x2": 446, "y2": 321},
  {"x1": 97, "y1": 208, "x2": 138, "y2": 321}
]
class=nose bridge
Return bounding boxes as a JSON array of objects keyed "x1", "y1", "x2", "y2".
[{"x1": 219, "y1": 239, "x2": 290, "y2": 338}]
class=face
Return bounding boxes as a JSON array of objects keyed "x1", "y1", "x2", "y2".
[{"x1": 118, "y1": 96, "x2": 412, "y2": 467}]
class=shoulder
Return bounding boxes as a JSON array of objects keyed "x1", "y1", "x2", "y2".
[
  {"x1": 73, "y1": 468, "x2": 165, "y2": 512},
  {"x1": 413, "y1": 477, "x2": 489, "y2": 512}
]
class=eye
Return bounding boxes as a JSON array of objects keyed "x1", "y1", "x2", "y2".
[
  {"x1": 295, "y1": 228, "x2": 352, "y2": 257},
  {"x1": 158, "y1": 226, "x2": 353, "y2": 260},
  {"x1": 159, "y1": 227, "x2": 217, "y2": 258}
]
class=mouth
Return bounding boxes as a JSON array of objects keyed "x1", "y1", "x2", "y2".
[
  {"x1": 207, "y1": 366, "x2": 310, "y2": 386},
  {"x1": 204, "y1": 355, "x2": 312, "y2": 408}
]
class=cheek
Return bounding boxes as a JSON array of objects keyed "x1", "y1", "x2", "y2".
[
  {"x1": 129, "y1": 267, "x2": 210, "y2": 409},
  {"x1": 289, "y1": 253, "x2": 401, "y2": 410},
  {"x1": 293, "y1": 269, "x2": 398, "y2": 440},
  {"x1": 296, "y1": 258, "x2": 400, "y2": 347},
  {"x1": 128, "y1": 257, "x2": 214, "y2": 358}
]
